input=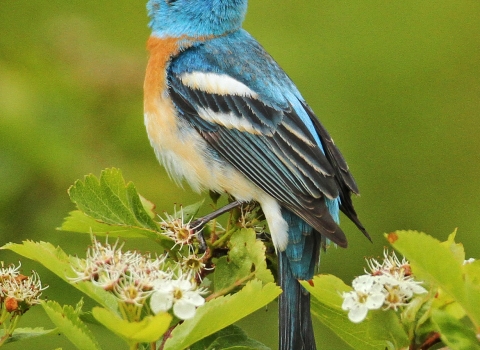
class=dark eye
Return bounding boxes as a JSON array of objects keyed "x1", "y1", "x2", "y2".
[{"x1": 165, "y1": 0, "x2": 177, "y2": 5}]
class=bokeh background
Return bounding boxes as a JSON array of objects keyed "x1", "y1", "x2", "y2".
[{"x1": 1, "y1": 1, "x2": 479, "y2": 349}]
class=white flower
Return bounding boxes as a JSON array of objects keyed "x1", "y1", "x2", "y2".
[
  {"x1": 150, "y1": 275, "x2": 206, "y2": 320},
  {"x1": 464, "y1": 258, "x2": 476, "y2": 265},
  {"x1": 343, "y1": 250, "x2": 428, "y2": 322},
  {"x1": 398, "y1": 278, "x2": 427, "y2": 296},
  {"x1": 342, "y1": 275, "x2": 385, "y2": 323},
  {"x1": 150, "y1": 282, "x2": 174, "y2": 314},
  {"x1": 93, "y1": 265, "x2": 125, "y2": 291},
  {"x1": 0, "y1": 269, "x2": 47, "y2": 313},
  {"x1": 365, "y1": 249, "x2": 410, "y2": 277},
  {"x1": 70, "y1": 237, "x2": 130, "y2": 284},
  {"x1": 180, "y1": 251, "x2": 213, "y2": 280},
  {"x1": 159, "y1": 206, "x2": 199, "y2": 249},
  {"x1": 114, "y1": 274, "x2": 153, "y2": 306},
  {"x1": 0, "y1": 262, "x2": 21, "y2": 280},
  {"x1": 375, "y1": 262, "x2": 427, "y2": 311}
]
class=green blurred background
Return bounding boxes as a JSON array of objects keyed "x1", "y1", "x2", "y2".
[{"x1": 1, "y1": 1, "x2": 479, "y2": 349}]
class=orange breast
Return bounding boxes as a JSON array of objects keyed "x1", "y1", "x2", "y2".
[
  {"x1": 143, "y1": 35, "x2": 210, "y2": 190},
  {"x1": 144, "y1": 36, "x2": 180, "y2": 116}
]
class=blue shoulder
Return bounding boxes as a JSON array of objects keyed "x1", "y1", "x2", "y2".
[{"x1": 170, "y1": 30, "x2": 301, "y2": 110}]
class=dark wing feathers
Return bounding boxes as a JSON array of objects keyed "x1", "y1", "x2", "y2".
[
  {"x1": 168, "y1": 73, "x2": 363, "y2": 245},
  {"x1": 302, "y1": 102, "x2": 371, "y2": 241}
]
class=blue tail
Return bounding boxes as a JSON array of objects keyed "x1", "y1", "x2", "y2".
[{"x1": 279, "y1": 210, "x2": 321, "y2": 350}]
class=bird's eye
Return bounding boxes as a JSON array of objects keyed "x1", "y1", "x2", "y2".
[{"x1": 165, "y1": 0, "x2": 177, "y2": 5}]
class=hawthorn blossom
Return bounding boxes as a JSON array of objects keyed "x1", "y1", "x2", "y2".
[
  {"x1": 70, "y1": 238, "x2": 166, "y2": 310},
  {"x1": 71, "y1": 237, "x2": 208, "y2": 321},
  {"x1": 159, "y1": 207, "x2": 199, "y2": 249},
  {"x1": 342, "y1": 275, "x2": 385, "y2": 323},
  {"x1": 150, "y1": 273, "x2": 206, "y2": 320},
  {"x1": 0, "y1": 263, "x2": 47, "y2": 314},
  {"x1": 342, "y1": 250, "x2": 427, "y2": 322}
]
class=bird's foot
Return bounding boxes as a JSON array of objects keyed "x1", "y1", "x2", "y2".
[{"x1": 190, "y1": 200, "x2": 243, "y2": 252}]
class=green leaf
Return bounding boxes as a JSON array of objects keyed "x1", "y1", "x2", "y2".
[
  {"x1": 42, "y1": 301, "x2": 102, "y2": 350},
  {"x1": 401, "y1": 291, "x2": 437, "y2": 342},
  {"x1": 440, "y1": 230, "x2": 466, "y2": 264},
  {"x1": 92, "y1": 307, "x2": 172, "y2": 345},
  {"x1": 300, "y1": 274, "x2": 351, "y2": 307},
  {"x1": 69, "y1": 168, "x2": 156, "y2": 229},
  {"x1": 463, "y1": 260, "x2": 480, "y2": 328},
  {"x1": 301, "y1": 275, "x2": 409, "y2": 350},
  {"x1": 168, "y1": 200, "x2": 204, "y2": 220},
  {"x1": 213, "y1": 229, "x2": 273, "y2": 294},
  {"x1": 386, "y1": 230, "x2": 480, "y2": 327},
  {"x1": 163, "y1": 280, "x2": 281, "y2": 350},
  {"x1": 62, "y1": 168, "x2": 173, "y2": 248},
  {"x1": 190, "y1": 325, "x2": 270, "y2": 350},
  {"x1": 1, "y1": 240, "x2": 118, "y2": 313},
  {"x1": 0, "y1": 327, "x2": 57, "y2": 345},
  {"x1": 431, "y1": 309, "x2": 480, "y2": 350},
  {"x1": 61, "y1": 210, "x2": 166, "y2": 241},
  {"x1": 139, "y1": 194, "x2": 156, "y2": 219}
]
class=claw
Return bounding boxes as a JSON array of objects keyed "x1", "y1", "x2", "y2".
[
  {"x1": 190, "y1": 200, "x2": 243, "y2": 251},
  {"x1": 190, "y1": 218, "x2": 208, "y2": 252}
]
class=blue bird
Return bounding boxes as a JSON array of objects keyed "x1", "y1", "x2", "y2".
[{"x1": 144, "y1": 1, "x2": 369, "y2": 349}]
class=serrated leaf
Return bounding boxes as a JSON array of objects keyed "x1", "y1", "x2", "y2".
[
  {"x1": 63, "y1": 168, "x2": 174, "y2": 248},
  {"x1": 213, "y1": 229, "x2": 273, "y2": 293},
  {"x1": 70, "y1": 168, "x2": 156, "y2": 228},
  {"x1": 92, "y1": 307, "x2": 172, "y2": 345},
  {"x1": 386, "y1": 230, "x2": 480, "y2": 327},
  {"x1": 431, "y1": 309, "x2": 480, "y2": 350},
  {"x1": 42, "y1": 301, "x2": 101, "y2": 350},
  {"x1": 190, "y1": 325, "x2": 270, "y2": 350},
  {"x1": 0, "y1": 327, "x2": 57, "y2": 345},
  {"x1": 1, "y1": 240, "x2": 118, "y2": 313},
  {"x1": 440, "y1": 230, "x2": 465, "y2": 264},
  {"x1": 301, "y1": 275, "x2": 409, "y2": 350},
  {"x1": 61, "y1": 210, "x2": 172, "y2": 247},
  {"x1": 164, "y1": 280, "x2": 281, "y2": 350}
]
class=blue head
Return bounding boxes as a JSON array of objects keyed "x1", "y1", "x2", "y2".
[{"x1": 147, "y1": 0, "x2": 248, "y2": 38}]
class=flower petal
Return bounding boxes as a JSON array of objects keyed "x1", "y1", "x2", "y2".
[
  {"x1": 348, "y1": 304, "x2": 369, "y2": 323},
  {"x1": 173, "y1": 299, "x2": 196, "y2": 320},
  {"x1": 150, "y1": 291, "x2": 173, "y2": 314},
  {"x1": 341, "y1": 291, "x2": 358, "y2": 310},
  {"x1": 185, "y1": 291, "x2": 205, "y2": 307},
  {"x1": 366, "y1": 292, "x2": 385, "y2": 309}
]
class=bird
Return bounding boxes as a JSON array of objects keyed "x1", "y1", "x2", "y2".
[{"x1": 144, "y1": 1, "x2": 369, "y2": 349}]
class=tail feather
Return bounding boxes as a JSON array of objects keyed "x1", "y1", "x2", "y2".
[
  {"x1": 278, "y1": 209, "x2": 320, "y2": 350},
  {"x1": 279, "y1": 251, "x2": 317, "y2": 350}
]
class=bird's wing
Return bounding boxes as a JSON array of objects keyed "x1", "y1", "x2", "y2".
[{"x1": 167, "y1": 31, "x2": 366, "y2": 245}]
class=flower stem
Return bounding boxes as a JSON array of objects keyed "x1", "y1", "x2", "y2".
[
  {"x1": 211, "y1": 227, "x2": 237, "y2": 249},
  {"x1": 205, "y1": 271, "x2": 256, "y2": 301}
]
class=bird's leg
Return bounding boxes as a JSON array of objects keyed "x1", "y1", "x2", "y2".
[{"x1": 191, "y1": 200, "x2": 243, "y2": 251}]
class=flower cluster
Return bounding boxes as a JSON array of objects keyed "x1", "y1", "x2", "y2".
[
  {"x1": 70, "y1": 237, "x2": 207, "y2": 321},
  {"x1": 341, "y1": 250, "x2": 427, "y2": 323},
  {"x1": 0, "y1": 262, "x2": 47, "y2": 315},
  {"x1": 0, "y1": 261, "x2": 47, "y2": 345}
]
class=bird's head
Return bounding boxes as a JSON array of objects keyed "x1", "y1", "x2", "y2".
[{"x1": 147, "y1": 0, "x2": 248, "y2": 38}]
